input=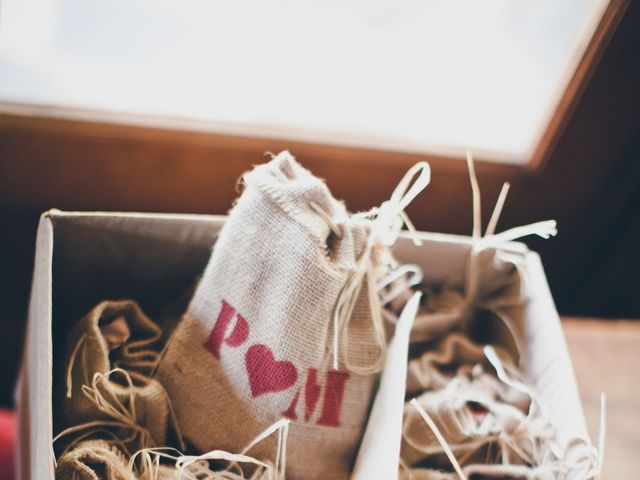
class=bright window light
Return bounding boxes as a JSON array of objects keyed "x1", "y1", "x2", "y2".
[{"x1": 0, "y1": 0, "x2": 607, "y2": 163}]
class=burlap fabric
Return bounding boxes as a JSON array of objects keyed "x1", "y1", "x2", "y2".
[
  {"x1": 407, "y1": 247, "x2": 526, "y2": 360},
  {"x1": 62, "y1": 300, "x2": 175, "y2": 451},
  {"x1": 405, "y1": 333, "x2": 518, "y2": 396},
  {"x1": 402, "y1": 363, "x2": 532, "y2": 467},
  {"x1": 401, "y1": 345, "x2": 600, "y2": 479},
  {"x1": 394, "y1": 245, "x2": 541, "y2": 474},
  {"x1": 157, "y1": 152, "x2": 392, "y2": 479},
  {"x1": 155, "y1": 466, "x2": 180, "y2": 480},
  {"x1": 56, "y1": 439, "x2": 132, "y2": 480},
  {"x1": 406, "y1": 287, "x2": 464, "y2": 344},
  {"x1": 398, "y1": 242, "x2": 574, "y2": 477}
]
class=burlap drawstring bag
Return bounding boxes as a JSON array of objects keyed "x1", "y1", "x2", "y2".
[
  {"x1": 403, "y1": 343, "x2": 605, "y2": 480},
  {"x1": 62, "y1": 300, "x2": 180, "y2": 452},
  {"x1": 402, "y1": 314, "x2": 554, "y2": 473},
  {"x1": 405, "y1": 335, "x2": 531, "y2": 427},
  {"x1": 402, "y1": 376, "x2": 484, "y2": 467},
  {"x1": 55, "y1": 439, "x2": 132, "y2": 480},
  {"x1": 396, "y1": 153, "x2": 601, "y2": 479},
  {"x1": 157, "y1": 152, "x2": 430, "y2": 479},
  {"x1": 405, "y1": 333, "x2": 515, "y2": 395},
  {"x1": 392, "y1": 154, "x2": 606, "y2": 480},
  {"x1": 65, "y1": 300, "x2": 162, "y2": 411},
  {"x1": 402, "y1": 362, "x2": 533, "y2": 468},
  {"x1": 406, "y1": 288, "x2": 464, "y2": 344},
  {"x1": 405, "y1": 245, "x2": 528, "y2": 358},
  {"x1": 384, "y1": 154, "x2": 557, "y2": 357}
]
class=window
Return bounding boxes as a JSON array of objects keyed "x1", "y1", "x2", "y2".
[{"x1": 0, "y1": 0, "x2": 617, "y2": 164}]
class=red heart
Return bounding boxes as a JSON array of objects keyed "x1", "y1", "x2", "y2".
[{"x1": 245, "y1": 344, "x2": 298, "y2": 397}]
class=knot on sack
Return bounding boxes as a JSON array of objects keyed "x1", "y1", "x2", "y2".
[{"x1": 318, "y1": 162, "x2": 431, "y2": 374}]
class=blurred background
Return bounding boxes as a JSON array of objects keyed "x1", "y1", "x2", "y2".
[{"x1": 0, "y1": 0, "x2": 638, "y2": 476}]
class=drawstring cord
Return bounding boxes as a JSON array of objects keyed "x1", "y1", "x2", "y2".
[
  {"x1": 129, "y1": 447, "x2": 182, "y2": 480},
  {"x1": 409, "y1": 398, "x2": 467, "y2": 480},
  {"x1": 65, "y1": 333, "x2": 87, "y2": 398},
  {"x1": 326, "y1": 162, "x2": 431, "y2": 373},
  {"x1": 54, "y1": 368, "x2": 185, "y2": 468},
  {"x1": 377, "y1": 264, "x2": 423, "y2": 306},
  {"x1": 308, "y1": 201, "x2": 343, "y2": 239},
  {"x1": 54, "y1": 369, "x2": 155, "y2": 451},
  {"x1": 174, "y1": 418, "x2": 290, "y2": 480}
]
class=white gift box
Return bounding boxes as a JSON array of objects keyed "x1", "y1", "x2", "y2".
[{"x1": 17, "y1": 210, "x2": 589, "y2": 479}]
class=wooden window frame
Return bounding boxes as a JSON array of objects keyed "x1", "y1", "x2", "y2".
[
  {"x1": 0, "y1": 0, "x2": 631, "y2": 241},
  {"x1": 0, "y1": 0, "x2": 629, "y2": 182}
]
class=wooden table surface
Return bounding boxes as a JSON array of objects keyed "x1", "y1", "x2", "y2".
[{"x1": 562, "y1": 318, "x2": 640, "y2": 479}]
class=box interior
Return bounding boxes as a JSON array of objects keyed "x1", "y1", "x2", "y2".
[
  {"x1": 45, "y1": 212, "x2": 587, "y2": 468},
  {"x1": 50, "y1": 213, "x2": 223, "y2": 434}
]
